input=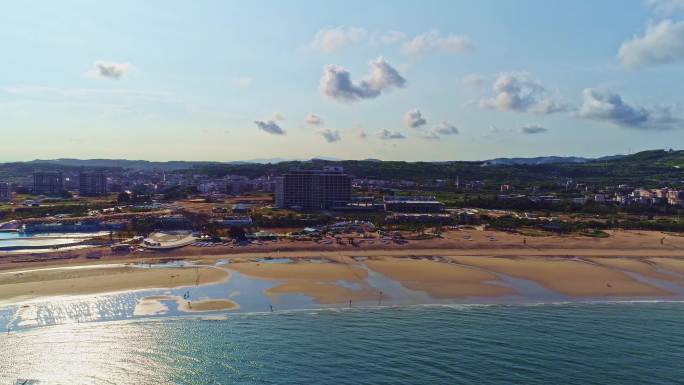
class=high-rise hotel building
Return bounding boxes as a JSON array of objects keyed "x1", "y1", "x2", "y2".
[{"x1": 275, "y1": 166, "x2": 351, "y2": 210}]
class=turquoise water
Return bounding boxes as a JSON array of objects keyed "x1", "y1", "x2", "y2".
[{"x1": 2, "y1": 303, "x2": 684, "y2": 384}]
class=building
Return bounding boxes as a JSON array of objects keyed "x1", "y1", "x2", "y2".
[
  {"x1": 79, "y1": 172, "x2": 107, "y2": 196},
  {"x1": 383, "y1": 196, "x2": 445, "y2": 213},
  {"x1": 275, "y1": 166, "x2": 352, "y2": 210},
  {"x1": 33, "y1": 171, "x2": 64, "y2": 196},
  {"x1": 0, "y1": 182, "x2": 11, "y2": 202},
  {"x1": 212, "y1": 216, "x2": 253, "y2": 228},
  {"x1": 668, "y1": 190, "x2": 684, "y2": 206}
]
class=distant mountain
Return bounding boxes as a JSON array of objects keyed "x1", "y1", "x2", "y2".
[
  {"x1": 484, "y1": 156, "x2": 593, "y2": 166},
  {"x1": 18, "y1": 156, "x2": 343, "y2": 170},
  {"x1": 26, "y1": 158, "x2": 217, "y2": 170},
  {"x1": 483, "y1": 154, "x2": 630, "y2": 166},
  {"x1": 9, "y1": 150, "x2": 683, "y2": 172}
]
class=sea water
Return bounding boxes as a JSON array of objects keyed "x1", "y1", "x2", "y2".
[{"x1": 1, "y1": 302, "x2": 683, "y2": 384}]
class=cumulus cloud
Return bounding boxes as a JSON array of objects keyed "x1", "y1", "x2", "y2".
[
  {"x1": 89, "y1": 60, "x2": 132, "y2": 79},
  {"x1": 418, "y1": 121, "x2": 459, "y2": 139},
  {"x1": 646, "y1": 0, "x2": 684, "y2": 16},
  {"x1": 310, "y1": 26, "x2": 367, "y2": 53},
  {"x1": 317, "y1": 128, "x2": 341, "y2": 142},
  {"x1": 618, "y1": 19, "x2": 684, "y2": 68},
  {"x1": 462, "y1": 74, "x2": 484, "y2": 88},
  {"x1": 402, "y1": 30, "x2": 474, "y2": 56},
  {"x1": 404, "y1": 109, "x2": 427, "y2": 128},
  {"x1": 520, "y1": 124, "x2": 548, "y2": 134},
  {"x1": 577, "y1": 88, "x2": 682, "y2": 130},
  {"x1": 305, "y1": 113, "x2": 323, "y2": 125},
  {"x1": 320, "y1": 56, "x2": 406, "y2": 102},
  {"x1": 377, "y1": 129, "x2": 406, "y2": 140},
  {"x1": 480, "y1": 72, "x2": 567, "y2": 114},
  {"x1": 254, "y1": 120, "x2": 285, "y2": 135},
  {"x1": 232, "y1": 77, "x2": 253, "y2": 88},
  {"x1": 432, "y1": 121, "x2": 459, "y2": 135}
]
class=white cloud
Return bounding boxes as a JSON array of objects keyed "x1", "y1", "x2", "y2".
[
  {"x1": 480, "y1": 72, "x2": 567, "y2": 114},
  {"x1": 377, "y1": 129, "x2": 406, "y2": 140},
  {"x1": 310, "y1": 26, "x2": 367, "y2": 53},
  {"x1": 317, "y1": 128, "x2": 341, "y2": 142},
  {"x1": 401, "y1": 30, "x2": 474, "y2": 56},
  {"x1": 577, "y1": 88, "x2": 682, "y2": 129},
  {"x1": 371, "y1": 30, "x2": 406, "y2": 45},
  {"x1": 305, "y1": 113, "x2": 323, "y2": 125},
  {"x1": 432, "y1": 121, "x2": 459, "y2": 135},
  {"x1": 520, "y1": 124, "x2": 548, "y2": 134},
  {"x1": 419, "y1": 121, "x2": 459, "y2": 139},
  {"x1": 618, "y1": 19, "x2": 684, "y2": 68},
  {"x1": 646, "y1": 0, "x2": 684, "y2": 16},
  {"x1": 232, "y1": 77, "x2": 253, "y2": 88},
  {"x1": 404, "y1": 109, "x2": 427, "y2": 128},
  {"x1": 254, "y1": 120, "x2": 285, "y2": 135},
  {"x1": 88, "y1": 60, "x2": 132, "y2": 79},
  {"x1": 462, "y1": 74, "x2": 484, "y2": 88},
  {"x1": 320, "y1": 56, "x2": 406, "y2": 102}
]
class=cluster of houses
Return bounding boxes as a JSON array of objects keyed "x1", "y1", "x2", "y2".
[{"x1": 498, "y1": 186, "x2": 684, "y2": 207}]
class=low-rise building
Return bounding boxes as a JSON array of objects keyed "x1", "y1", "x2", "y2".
[
  {"x1": 667, "y1": 190, "x2": 684, "y2": 206},
  {"x1": 383, "y1": 196, "x2": 444, "y2": 213}
]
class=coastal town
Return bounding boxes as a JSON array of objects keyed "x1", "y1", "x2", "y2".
[{"x1": 1, "y1": 154, "x2": 684, "y2": 257}]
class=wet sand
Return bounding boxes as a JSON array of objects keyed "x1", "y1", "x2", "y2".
[
  {"x1": 228, "y1": 260, "x2": 381, "y2": 303},
  {"x1": 365, "y1": 258, "x2": 515, "y2": 298},
  {"x1": 179, "y1": 299, "x2": 238, "y2": 312},
  {"x1": 0, "y1": 265, "x2": 230, "y2": 303},
  {"x1": 134, "y1": 295, "x2": 238, "y2": 315},
  {"x1": 589, "y1": 258, "x2": 684, "y2": 284},
  {"x1": 451, "y1": 256, "x2": 671, "y2": 297},
  {"x1": 266, "y1": 282, "x2": 383, "y2": 304}
]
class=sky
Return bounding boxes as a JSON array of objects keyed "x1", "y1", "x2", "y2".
[{"x1": 2, "y1": 0, "x2": 684, "y2": 162}]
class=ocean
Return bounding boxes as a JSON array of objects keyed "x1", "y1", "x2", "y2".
[{"x1": 2, "y1": 302, "x2": 684, "y2": 384}]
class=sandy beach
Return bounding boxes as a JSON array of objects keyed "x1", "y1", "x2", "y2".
[
  {"x1": 0, "y1": 265, "x2": 230, "y2": 304},
  {"x1": 1, "y1": 230, "x2": 684, "y2": 307},
  {"x1": 3, "y1": 229, "x2": 684, "y2": 273},
  {"x1": 450, "y1": 255, "x2": 671, "y2": 297},
  {"x1": 228, "y1": 260, "x2": 382, "y2": 304},
  {"x1": 365, "y1": 258, "x2": 515, "y2": 298}
]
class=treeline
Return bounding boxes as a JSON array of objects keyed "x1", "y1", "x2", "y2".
[{"x1": 188, "y1": 150, "x2": 684, "y2": 187}]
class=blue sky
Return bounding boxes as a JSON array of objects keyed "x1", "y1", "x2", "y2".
[{"x1": 1, "y1": 0, "x2": 684, "y2": 161}]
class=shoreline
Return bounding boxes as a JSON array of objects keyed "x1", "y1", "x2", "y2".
[
  {"x1": 2, "y1": 252, "x2": 684, "y2": 306},
  {"x1": 1, "y1": 229, "x2": 684, "y2": 327}
]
